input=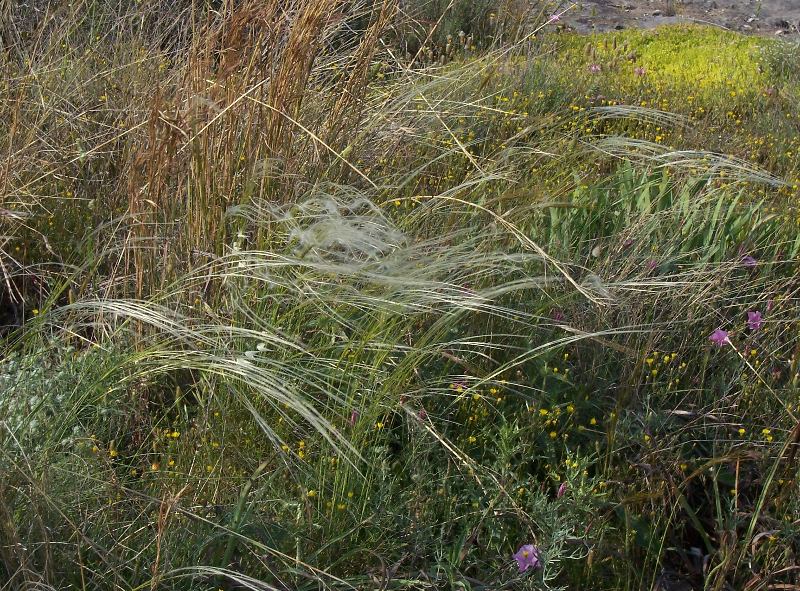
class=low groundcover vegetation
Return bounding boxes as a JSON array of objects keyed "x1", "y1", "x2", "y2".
[{"x1": 1, "y1": 1, "x2": 800, "y2": 589}]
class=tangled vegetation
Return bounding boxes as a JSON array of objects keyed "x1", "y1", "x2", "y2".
[{"x1": 2, "y1": 1, "x2": 800, "y2": 590}]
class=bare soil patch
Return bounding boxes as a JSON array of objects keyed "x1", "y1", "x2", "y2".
[{"x1": 561, "y1": 0, "x2": 800, "y2": 35}]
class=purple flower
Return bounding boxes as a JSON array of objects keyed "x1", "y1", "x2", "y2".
[
  {"x1": 646, "y1": 259, "x2": 658, "y2": 272},
  {"x1": 513, "y1": 544, "x2": 542, "y2": 573},
  {"x1": 709, "y1": 329, "x2": 730, "y2": 347},
  {"x1": 450, "y1": 380, "x2": 468, "y2": 392},
  {"x1": 418, "y1": 408, "x2": 428, "y2": 420},
  {"x1": 588, "y1": 63, "x2": 601, "y2": 74},
  {"x1": 747, "y1": 310, "x2": 762, "y2": 331},
  {"x1": 741, "y1": 254, "x2": 757, "y2": 268},
  {"x1": 551, "y1": 309, "x2": 565, "y2": 322},
  {"x1": 767, "y1": 299, "x2": 774, "y2": 312},
  {"x1": 548, "y1": 13, "x2": 560, "y2": 23},
  {"x1": 557, "y1": 482, "x2": 568, "y2": 498},
  {"x1": 634, "y1": 66, "x2": 646, "y2": 76}
]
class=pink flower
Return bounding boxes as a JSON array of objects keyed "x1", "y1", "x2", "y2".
[
  {"x1": 349, "y1": 410, "x2": 360, "y2": 426},
  {"x1": 548, "y1": 13, "x2": 560, "y2": 22},
  {"x1": 418, "y1": 408, "x2": 428, "y2": 420},
  {"x1": 747, "y1": 310, "x2": 762, "y2": 331},
  {"x1": 449, "y1": 380, "x2": 468, "y2": 392},
  {"x1": 513, "y1": 544, "x2": 542, "y2": 572},
  {"x1": 557, "y1": 481, "x2": 568, "y2": 498},
  {"x1": 634, "y1": 66, "x2": 646, "y2": 76},
  {"x1": 741, "y1": 254, "x2": 757, "y2": 268},
  {"x1": 709, "y1": 329, "x2": 730, "y2": 347},
  {"x1": 588, "y1": 63, "x2": 601, "y2": 73}
]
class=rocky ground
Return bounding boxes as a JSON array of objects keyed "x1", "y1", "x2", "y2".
[{"x1": 560, "y1": 0, "x2": 800, "y2": 35}]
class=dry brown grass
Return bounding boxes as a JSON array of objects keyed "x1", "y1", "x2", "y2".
[{"x1": 0, "y1": 0, "x2": 407, "y2": 310}]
